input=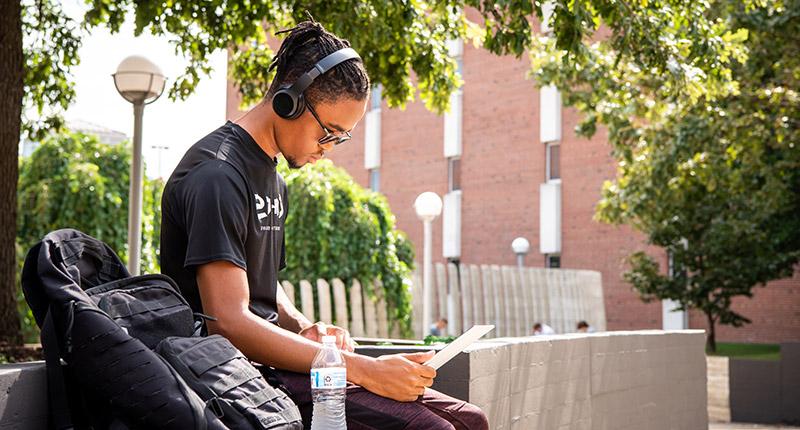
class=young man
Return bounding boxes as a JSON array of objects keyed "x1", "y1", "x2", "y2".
[
  {"x1": 533, "y1": 322, "x2": 555, "y2": 336},
  {"x1": 430, "y1": 318, "x2": 449, "y2": 336},
  {"x1": 576, "y1": 321, "x2": 593, "y2": 333},
  {"x1": 160, "y1": 20, "x2": 488, "y2": 430}
]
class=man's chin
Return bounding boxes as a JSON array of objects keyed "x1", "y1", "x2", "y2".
[{"x1": 285, "y1": 155, "x2": 304, "y2": 169}]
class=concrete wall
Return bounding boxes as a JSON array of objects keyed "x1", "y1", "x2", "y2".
[
  {"x1": 361, "y1": 330, "x2": 708, "y2": 430},
  {"x1": 1, "y1": 331, "x2": 707, "y2": 430},
  {"x1": 469, "y1": 331, "x2": 708, "y2": 430},
  {"x1": 729, "y1": 343, "x2": 800, "y2": 425},
  {"x1": 704, "y1": 344, "x2": 800, "y2": 426},
  {"x1": 707, "y1": 356, "x2": 731, "y2": 423},
  {"x1": 0, "y1": 362, "x2": 47, "y2": 430}
]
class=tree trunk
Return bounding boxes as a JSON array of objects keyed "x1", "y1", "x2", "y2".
[
  {"x1": 706, "y1": 311, "x2": 716, "y2": 353},
  {"x1": 0, "y1": 0, "x2": 24, "y2": 345}
]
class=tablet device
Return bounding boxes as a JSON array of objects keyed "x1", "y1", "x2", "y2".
[{"x1": 424, "y1": 325, "x2": 494, "y2": 370}]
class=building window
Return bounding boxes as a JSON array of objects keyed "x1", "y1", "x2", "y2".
[
  {"x1": 546, "y1": 254, "x2": 561, "y2": 268},
  {"x1": 448, "y1": 158, "x2": 461, "y2": 192},
  {"x1": 546, "y1": 142, "x2": 560, "y2": 181},
  {"x1": 369, "y1": 168, "x2": 380, "y2": 192}
]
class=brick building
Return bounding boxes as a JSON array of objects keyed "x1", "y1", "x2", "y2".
[{"x1": 225, "y1": 40, "x2": 799, "y2": 344}]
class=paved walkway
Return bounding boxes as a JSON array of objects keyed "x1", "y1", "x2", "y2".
[{"x1": 710, "y1": 423, "x2": 800, "y2": 429}]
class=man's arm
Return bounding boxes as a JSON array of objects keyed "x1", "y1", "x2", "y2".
[
  {"x1": 198, "y1": 261, "x2": 319, "y2": 372},
  {"x1": 276, "y1": 282, "x2": 313, "y2": 334},
  {"x1": 197, "y1": 261, "x2": 437, "y2": 402},
  {"x1": 277, "y1": 283, "x2": 355, "y2": 351}
]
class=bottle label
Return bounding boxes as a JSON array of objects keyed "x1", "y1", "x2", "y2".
[{"x1": 310, "y1": 367, "x2": 347, "y2": 389}]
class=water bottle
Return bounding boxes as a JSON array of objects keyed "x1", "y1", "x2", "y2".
[{"x1": 310, "y1": 335, "x2": 347, "y2": 430}]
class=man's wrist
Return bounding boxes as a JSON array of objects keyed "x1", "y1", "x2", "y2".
[
  {"x1": 296, "y1": 318, "x2": 313, "y2": 333},
  {"x1": 343, "y1": 351, "x2": 372, "y2": 386}
]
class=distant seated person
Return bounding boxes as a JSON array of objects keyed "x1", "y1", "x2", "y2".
[
  {"x1": 429, "y1": 318, "x2": 448, "y2": 336},
  {"x1": 576, "y1": 320, "x2": 595, "y2": 333},
  {"x1": 533, "y1": 322, "x2": 555, "y2": 335}
]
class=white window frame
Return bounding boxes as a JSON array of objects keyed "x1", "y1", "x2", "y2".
[
  {"x1": 540, "y1": 85, "x2": 562, "y2": 143},
  {"x1": 364, "y1": 85, "x2": 382, "y2": 170}
]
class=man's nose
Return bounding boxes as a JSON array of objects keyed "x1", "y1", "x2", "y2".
[{"x1": 318, "y1": 141, "x2": 335, "y2": 152}]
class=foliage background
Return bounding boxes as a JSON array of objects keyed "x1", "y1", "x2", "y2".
[
  {"x1": 279, "y1": 160, "x2": 415, "y2": 337},
  {"x1": 16, "y1": 131, "x2": 163, "y2": 342},
  {"x1": 15, "y1": 132, "x2": 415, "y2": 341}
]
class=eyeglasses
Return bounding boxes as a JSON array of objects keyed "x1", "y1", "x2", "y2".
[{"x1": 306, "y1": 102, "x2": 352, "y2": 146}]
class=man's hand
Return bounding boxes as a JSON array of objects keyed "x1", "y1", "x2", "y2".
[
  {"x1": 299, "y1": 322, "x2": 355, "y2": 352},
  {"x1": 356, "y1": 351, "x2": 437, "y2": 402}
]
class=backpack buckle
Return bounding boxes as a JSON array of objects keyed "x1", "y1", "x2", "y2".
[{"x1": 207, "y1": 397, "x2": 225, "y2": 418}]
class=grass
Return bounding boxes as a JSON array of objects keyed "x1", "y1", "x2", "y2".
[{"x1": 708, "y1": 342, "x2": 781, "y2": 361}]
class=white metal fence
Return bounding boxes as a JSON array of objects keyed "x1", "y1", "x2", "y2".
[{"x1": 280, "y1": 264, "x2": 605, "y2": 340}]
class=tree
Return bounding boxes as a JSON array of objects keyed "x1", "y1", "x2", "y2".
[
  {"x1": 279, "y1": 160, "x2": 415, "y2": 336},
  {"x1": 2, "y1": 0, "x2": 749, "y2": 343},
  {"x1": 0, "y1": 1, "x2": 24, "y2": 345},
  {"x1": 530, "y1": 0, "x2": 800, "y2": 351}
]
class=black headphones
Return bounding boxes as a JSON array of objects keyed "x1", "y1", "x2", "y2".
[{"x1": 272, "y1": 47, "x2": 361, "y2": 120}]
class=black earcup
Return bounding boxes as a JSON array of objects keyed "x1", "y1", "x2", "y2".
[{"x1": 272, "y1": 89, "x2": 305, "y2": 119}]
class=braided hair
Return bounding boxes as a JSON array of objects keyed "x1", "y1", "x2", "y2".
[{"x1": 267, "y1": 18, "x2": 370, "y2": 105}]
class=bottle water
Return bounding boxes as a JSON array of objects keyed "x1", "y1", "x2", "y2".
[{"x1": 310, "y1": 336, "x2": 346, "y2": 430}]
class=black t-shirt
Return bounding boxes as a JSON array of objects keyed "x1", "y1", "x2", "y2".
[{"x1": 160, "y1": 121, "x2": 287, "y2": 323}]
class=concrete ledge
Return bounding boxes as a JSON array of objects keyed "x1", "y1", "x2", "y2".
[
  {"x1": 729, "y1": 343, "x2": 800, "y2": 425},
  {"x1": 0, "y1": 362, "x2": 47, "y2": 430},
  {"x1": 1, "y1": 330, "x2": 708, "y2": 430},
  {"x1": 360, "y1": 330, "x2": 708, "y2": 430},
  {"x1": 466, "y1": 330, "x2": 708, "y2": 429}
]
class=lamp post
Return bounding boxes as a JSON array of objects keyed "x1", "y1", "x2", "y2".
[
  {"x1": 414, "y1": 192, "x2": 443, "y2": 337},
  {"x1": 113, "y1": 55, "x2": 166, "y2": 275},
  {"x1": 511, "y1": 237, "x2": 530, "y2": 268}
]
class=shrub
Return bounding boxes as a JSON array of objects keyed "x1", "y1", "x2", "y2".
[
  {"x1": 279, "y1": 160, "x2": 415, "y2": 336},
  {"x1": 17, "y1": 131, "x2": 163, "y2": 342}
]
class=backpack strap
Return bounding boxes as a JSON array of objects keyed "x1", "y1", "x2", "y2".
[
  {"x1": 210, "y1": 365, "x2": 262, "y2": 394},
  {"x1": 42, "y1": 306, "x2": 74, "y2": 430},
  {"x1": 183, "y1": 341, "x2": 239, "y2": 376},
  {"x1": 235, "y1": 387, "x2": 281, "y2": 409},
  {"x1": 100, "y1": 294, "x2": 186, "y2": 318}
]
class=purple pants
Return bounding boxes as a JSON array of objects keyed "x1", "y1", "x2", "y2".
[{"x1": 263, "y1": 368, "x2": 489, "y2": 430}]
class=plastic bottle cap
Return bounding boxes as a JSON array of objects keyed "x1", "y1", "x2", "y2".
[{"x1": 321, "y1": 335, "x2": 337, "y2": 344}]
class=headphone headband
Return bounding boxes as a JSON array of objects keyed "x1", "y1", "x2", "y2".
[
  {"x1": 290, "y1": 48, "x2": 360, "y2": 95},
  {"x1": 272, "y1": 47, "x2": 361, "y2": 119}
]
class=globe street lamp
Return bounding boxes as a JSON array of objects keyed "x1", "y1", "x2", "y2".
[
  {"x1": 414, "y1": 192, "x2": 443, "y2": 337},
  {"x1": 113, "y1": 55, "x2": 166, "y2": 275},
  {"x1": 512, "y1": 237, "x2": 530, "y2": 268}
]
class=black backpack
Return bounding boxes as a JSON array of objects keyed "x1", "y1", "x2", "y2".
[
  {"x1": 157, "y1": 335, "x2": 302, "y2": 430},
  {"x1": 21, "y1": 229, "x2": 301, "y2": 430}
]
